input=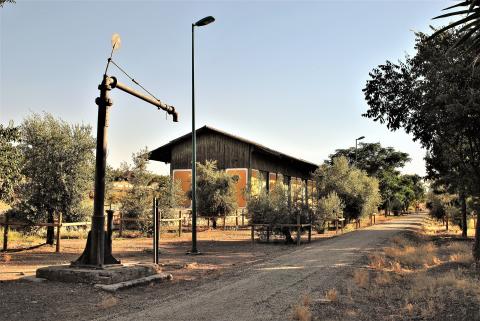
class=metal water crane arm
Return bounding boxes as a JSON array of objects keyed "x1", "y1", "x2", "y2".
[{"x1": 108, "y1": 76, "x2": 178, "y2": 122}]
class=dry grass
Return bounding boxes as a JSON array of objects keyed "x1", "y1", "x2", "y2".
[
  {"x1": 292, "y1": 294, "x2": 312, "y2": 321},
  {"x1": 374, "y1": 271, "x2": 393, "y2": 286},
  {"x1": 1, "y1": 253, "x2": 12, "y2": 263},
  {"x1": 96, "y1": 295, "x2": 118, "y2": 309},
  {"x1": 325, "y1": 288, "x2": 338, "y2": 302},
  {"x1": 381, "y1": 237, "x2": 440, "y2": 269},
  {"x1": 353, "y1": 269, "x2": 369, "y2": 288}
]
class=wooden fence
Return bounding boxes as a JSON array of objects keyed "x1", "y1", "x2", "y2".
[{"x1": 1, "y1": 212, "x2": 89, "y2": 253}]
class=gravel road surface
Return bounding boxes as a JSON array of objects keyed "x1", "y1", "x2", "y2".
[{"x1": 96, "y1": 214, "x2": 425, "y2": 321}]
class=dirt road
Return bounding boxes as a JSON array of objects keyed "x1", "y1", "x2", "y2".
[{"x1": 96, "y1": 214, "x2": 425, "y2": 321}]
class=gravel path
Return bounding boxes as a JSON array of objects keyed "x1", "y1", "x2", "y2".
[{"x1": 96, "y1": 214, "x2": 425, "y2": 321}]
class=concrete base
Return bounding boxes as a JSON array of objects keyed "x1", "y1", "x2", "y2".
[{"x1": 36, "y1": 263, "x2": 161, "y2": 285}]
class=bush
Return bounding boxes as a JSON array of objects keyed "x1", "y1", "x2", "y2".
[{"x1": 247, "y1": 183, "x2": 310, "y2": 243}]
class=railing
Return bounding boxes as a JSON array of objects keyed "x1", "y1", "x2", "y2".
[{"x1": 1, "y1": 212, "x2": 90, "y2": 253}]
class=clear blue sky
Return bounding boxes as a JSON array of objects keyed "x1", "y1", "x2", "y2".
[{"x1": 1, "y1": 0, "x2": 451, "y2": 176}]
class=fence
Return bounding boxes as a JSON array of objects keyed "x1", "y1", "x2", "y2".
[
  {"x1": 1, "y1": 212, "x2": 89, "y2": 252},
  {"x1": 115, "y1": 208, "x2": 249, "y2": 236}
]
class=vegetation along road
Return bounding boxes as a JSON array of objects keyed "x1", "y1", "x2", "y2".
[{"x1": 96, "y1": 214, "x2": 425, "y2": 321}]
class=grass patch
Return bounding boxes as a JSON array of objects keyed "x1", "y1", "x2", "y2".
[{"x1": 310, "y1": 217, "x2": 480, "y2": 321}]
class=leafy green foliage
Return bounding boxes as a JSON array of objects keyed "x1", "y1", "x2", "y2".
[
  {"x1": 316, "y1": 191, "x2": 344, "y2": 230},
  {"x1": 431, "y1": 1, "x2": 480, "y2": 53},
  {"x1": 313, "y1": 156, "x2": 381, "y2": 221},
  {"x1": 190, "y1": 160, "x2": 238, "y2": 221},
  {"x1": 0, "y1": 0, "x2": 15, "y2": 8},
  {"x1": 328, "y1": 143, "x2": 420, "y2": 213},
  {"x1": 119, "y1": 148, "x2": 183, "y2": 233},
  {"x1": 363, "y1": 29, "x2": 480, "y2": 257},
  {"x1": 0, "y1": 122, "x2": 22, "y2": 204},
  {"x1": 14, "y1": 113, "x2": 95, "y2": 228},
  {"x1": 328, "y1": 142, "x2": 410, "y2": 177}
]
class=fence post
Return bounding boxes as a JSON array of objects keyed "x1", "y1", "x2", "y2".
[
  {"x1": 55, "y1": 212, "x2": 62, "y2": 253},
  {"x1": 235, "y1": 209, "x2": 238, "y2": 228},
  {"x1": 3, "y1": 213, "x2": 9, "y2": 251},
  {"x1": 251, "y1": 225, "x2": 255, "y2": 244},
  {"x1": 119, "y1": 211, "x2": 123, "y2": 237},
  {"x1": 178, "y1": 210, "x2": 182, "y2": 237},
  {"x1": 296, "y1": 214, "x2": 301, "y2": 246}
]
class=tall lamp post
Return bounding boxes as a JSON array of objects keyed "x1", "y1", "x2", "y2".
[
  {"x1": 355, "y1": 136, "x2": 365, "y2": 165},
  {"x1": 190, "y1": 16, "x2": 215, "y2": 254}
]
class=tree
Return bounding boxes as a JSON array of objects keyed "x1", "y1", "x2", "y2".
[
  {"x1": 0, "y1": 122, "x2": 22, "y2": 204},
  {"x1": 328, "y1": 142, "x2": 410, "y2": 177},
  {"x1": 14, "y1": 113, "x2": 95, "y2": 244},
  {"x1": 316, "y1": 191, "x2": 344, "y2": 231},
  {"x1": 363, "y1": 29, "x2": 480, "y2": 259},
  {"x1": 431, "y1": 1, "x2": 480, "y2": 53},
  {"x1": 190, "y1": 160, "x2": 238, "y2": 228},
  {"x1": 0, "y1": 0, "x2": 15, "y2": 8},
  {"x1": 328, "y1": 143, "x2": 412, "y2": 214},
  {"x1": 246, "y1": 182, "x2": 308, "y2": 243},
  {"x1": 313, "y1": 157, "x2": 381, "y2": 222},
  {"x1": 119, "y1": 148, "x2": 179, "y2": 232}
]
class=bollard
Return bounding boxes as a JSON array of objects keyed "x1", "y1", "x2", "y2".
[
  {"x1": 119, "y1": 211, "x2": 123, "y2": 237},
  {"x1": 296, "y1": 214, "x2": 301, "y2": 246},
  {"x1": 3, "y1": 213, "x2": 9, "y2": 251},
  {"x1": 153, "y1": 198, "x2": 159, "y2": 264},
  {"x1": 178, "y1": 210, "x2": 182, "y2": 237},
  {"x1": 56, "y1": 212, "x2": 63, "y2": 253},
  {"x1": 251, "y1": 225, "x2": 255, "y2": 244}
]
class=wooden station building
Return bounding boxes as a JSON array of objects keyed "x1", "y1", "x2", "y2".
[{"x1": 149, "y1": 126, "x2": 318, "y2": 208}]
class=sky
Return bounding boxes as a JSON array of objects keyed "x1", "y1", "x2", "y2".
[{"x1": 1, "y1": 0, "x2": 452, "y2": 176}]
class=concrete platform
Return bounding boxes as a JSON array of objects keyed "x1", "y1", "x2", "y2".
[{"x1": 36, "y1": 263, "x2": 161, "y2": 285}]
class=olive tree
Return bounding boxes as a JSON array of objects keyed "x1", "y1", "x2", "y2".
[
  {"x1": 190, "y1": 160, "x2": 238, "y2": 228},
  {"x1": 14, "y1": 113, "x2": 95, "y2": 244}
]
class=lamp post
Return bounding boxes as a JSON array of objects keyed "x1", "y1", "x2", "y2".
[
  {"x1": 190, "y1": 16, "x2": 215, "y2": 254},
  {"x1": 355, "y1": 136, "x2": 365, "y2": 165}
]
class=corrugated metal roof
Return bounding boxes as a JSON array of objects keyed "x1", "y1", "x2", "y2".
[{"x1": 149, "y1": 125, "x2": 318, "y2": 168}]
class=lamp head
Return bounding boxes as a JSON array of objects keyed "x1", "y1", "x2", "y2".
[
  {"x1": 357, "y1": 136, "x2": 365, "y2": 141},
  {"x1": 194, "y1": 16, "x2": 215, "y2": 27}
]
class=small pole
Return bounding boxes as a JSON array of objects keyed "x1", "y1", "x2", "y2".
[
  {"x1": 119, "y1": 211, "x2": 123, "y2": 237},
  {"x1": 178, "y1": 210, "x2": 182, "y2": 237},
  {"x1": 235, "y1": 209, "x2": 238, "y2": 228},
  {"x1": 251, "y1": 225, "x2": 255, "y2": 244},
  {"x1": 335, "y1": 219, "x2": 338, "y2": 234},
  {"x1": 308, "y1": 224, "x2": 312, "y2": 243},
  {"x1": 296, "y1": 214, "x2": 301, "y2": 246},
  {"x1": 242, "y1": 209, "x2": 245, "y2": 226},
  {"x1": 3, "y1": 213, "x2": 9, "y2": 251},
  {"x1": 56, "y1": 212, "x2": 63, "y2": 253},
  {"x1": 266, "y1": 226, "x2": 270, "y2": 243},
  {"x1": 153, "y1": 197, "x2": 159, "y2": 264},
  {"x1": 223, "y1": 214, "x2": 226, "y2": 230}
]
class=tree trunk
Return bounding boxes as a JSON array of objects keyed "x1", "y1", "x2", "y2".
[
  {"x1": 46, "y1": 212, "x2": 54, "y2": 245},
  {"x1": 211, "y1": 217, "x2": 217, "y2": 229},
  {"x1": 473, "y1": 209, "x2": 480, "y2": 262},
  {"x1": 461, "y1": 188, "x2": 467, "y2": 238},
  {"x1": 282, "y1": 227, "x2": 294, "y2": 244}
]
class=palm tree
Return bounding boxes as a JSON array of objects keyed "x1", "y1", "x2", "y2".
[{"x1": 432, "y1": 0, "x2": 480, "y2": 51}]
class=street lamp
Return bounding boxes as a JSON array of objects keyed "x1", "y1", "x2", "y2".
[
  {"x1": 355, "y1": 136, "x2": 365, "y2": 165},
  {"x1": 190, "y1": 16, "x2": 215, "y2": 255}
]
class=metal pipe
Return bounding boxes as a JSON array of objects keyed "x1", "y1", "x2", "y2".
[{"x1": 109, "y1": 76, "x2": 178, "y2": 122}]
